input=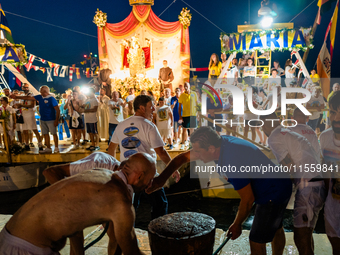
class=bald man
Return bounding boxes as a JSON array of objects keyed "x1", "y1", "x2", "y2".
[{"x1": 0, "y1": 153, "x2": 156, "y2": 255}]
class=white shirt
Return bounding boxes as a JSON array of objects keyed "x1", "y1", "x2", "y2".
[
  {"x1": 126, "y1": 94, "x2": 135, "y2": 102},
  {"x1": 227, "y1": 65, "x2": 238, "y2": 84},
  {"x1": 164, "y1": 97, "x2": 171, "y2": 106},
  {"x1": 84, "y1": 97, "x2": 99, "y2": 123},
  {"x1": 269, "y1": 76, "x2": 281, "y2": 87},
  {"x1": 308, "y1": 95, "x2": 325, "y2": 120},
  {"x1": 156, "y1": 105, "x2": 172, "y2": 130},
  {"x1": 266, "y1": 93, "x2": 281, "y2": 110},
  {"x1": 108, "y1": 98, "x2": 124, "y2": 124},
  {"x1": 111, "y1": 115, "x2": 164, "y2": 161},
  {"x1": 268, "y1": 126, "x2": 322, "y2": 184},
  {"x1": 243, "y1": 66, "x2": 256, "y2": 77},
  {"x1": 285, "y1": 66, "x2": 295, "y2": 78},
  {"x1": 289, "y1": 124, "x2": 321, "y2": 158},
  {"x1": 69, "y1": 152, "x2": 120, "y2": 176}
]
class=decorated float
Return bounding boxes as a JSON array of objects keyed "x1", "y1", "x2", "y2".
[
  {"x1": 0, "y1": 5, "x2": 47, "y2": 192},
  {"x1": 95, "y1": 0, "x2": 191, "y2": 97}
]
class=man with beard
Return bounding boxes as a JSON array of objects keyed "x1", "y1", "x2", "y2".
[
  {"x1": 320, "y1": 91, "x2": 340, "y2": 254},
  {"x1": 0, "y1": 153, "x2": 156, "y2": 255}
]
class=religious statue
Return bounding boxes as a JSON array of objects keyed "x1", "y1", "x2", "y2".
[
  {"x1": 127, "y1": 36, "x2": 145, "y2": 77},
  {"x1": 158, "y1": 60, "x2": 174, "y2": 92},
  {"x1": 98, "y1": 61, "x2": 112, "y2": 98}
]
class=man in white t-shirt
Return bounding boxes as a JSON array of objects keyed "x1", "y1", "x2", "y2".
[
  {"x1": 262, "y1": 113, "x2": 326, "y2": 255},
  {"x1": 108, "y1": 91, "x2": 124, "y2": 144},
  {"x1": 83, "y1": 87, "x2": 99, "y2": 151},
  {"x1": 164, "y1": 88, "x2": 172, "y2": 106},
  {"x1": 154, "y1": 97, "x2": 173, "y2": 149},
  {"x1": 124, "y1": 88, "x2": 136, "y2": 118},
  {"x1": 291, "y1": 108, "x2": 321, "y2": 158},
  {"x1": 320, "y1": 91, "x2": 340, "y2": 254},
  {"x1": 307, "y1": 86, "x2": 325, "y2": 131},
  {"x1": 73, "y1": 86, "x2": 87, "y2": 144},
  {"x1": 108, "y1": 95, "x2": 179, "y2": 219},
  {"x1": 261, "y1": 85, "x2": 281, "y2": 111}
]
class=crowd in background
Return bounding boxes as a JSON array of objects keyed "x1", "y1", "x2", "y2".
[{"x1": 0, "y1": 54, "x2": 338, "y2": 154}]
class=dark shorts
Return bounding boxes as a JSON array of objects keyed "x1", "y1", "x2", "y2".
[
  {"x1": 86, "y1": 122, "x2": 98, "y2": 134},
  {"x1": 182, "y1": 116, "x2": 197, "y2": 129},
  {"x1": 245, "y1": 119, "x2": 262, "y2": 127},
  {"x1": 249, "y1": 199, "x2": 289, "y2": 243}
]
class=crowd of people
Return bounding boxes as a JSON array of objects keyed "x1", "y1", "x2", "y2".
[{"x1": 0, "y1": 62, "x2": 339, "y2": 254}]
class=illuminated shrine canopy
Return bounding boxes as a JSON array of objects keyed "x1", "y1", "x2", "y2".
[{"x1": 220, "y1": 27, "x2": 314, "y2": 54}]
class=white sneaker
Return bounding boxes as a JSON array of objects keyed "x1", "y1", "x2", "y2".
[
  {"x1": 40, "y1": 148, "x2": 52, "y2": 154},
  {"x1": 180, "y1": 144, "x2": 185, "y2": 150},
  {"x1": 54, "y1": 148, "x2": 60, "y2": 153},
  {"x1": 184, "y1": 141, "x2": 189, "y2": 146},
  {"x1": 173, "y1": 142, "x2": 178, "y2": 148}
]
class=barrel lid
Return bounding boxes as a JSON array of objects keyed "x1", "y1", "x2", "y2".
[{"x1": 148, "y1": 212, "x2": 216, "y2": 239}]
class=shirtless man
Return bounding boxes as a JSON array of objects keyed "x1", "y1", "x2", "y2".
[{"x1": 0, "y1": 153, "x2": 156, "y2": 255}]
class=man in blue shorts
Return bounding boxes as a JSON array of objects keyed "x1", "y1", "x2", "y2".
[{"x1": 147, "y1": 126, "x2": 292, "y2": 255}]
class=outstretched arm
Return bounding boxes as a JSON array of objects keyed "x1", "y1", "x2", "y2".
[
  {"x1": 146, "y1": 150, "x2": 198, "y2": 194},
  {"x1": 111, "y1": 204, "x2": 145, "y2": 255}
]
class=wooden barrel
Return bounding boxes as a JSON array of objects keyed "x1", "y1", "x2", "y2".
[{"x1": 148, "y1": 212, "x2": 216, "y2": 255}]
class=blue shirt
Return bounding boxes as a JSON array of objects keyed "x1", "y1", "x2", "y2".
[
  {"x1": 217, "y1": 136, "x2": 292, "y2": 204},
  {"x1": 170, "y1": 96, "x2": 182, "y2": 122},
  {"x1": 34, "y1": 95, "x2": 58, "y2": 121}
]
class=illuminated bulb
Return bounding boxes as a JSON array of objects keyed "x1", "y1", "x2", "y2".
[{"x1": 261, "y1": 17, "x2": 273, "y2": 28}]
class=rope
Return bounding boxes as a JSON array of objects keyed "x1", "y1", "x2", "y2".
[
  {"x1": 289, "y1": 0, "x2": 317, "y2": 23},
  {"x1": 180, "y1": 0, "x2": 226, "y2": 33},
  {"x1": 166, "y1": 183, "x2": 231, "y2": 196},
  {"x1": 4, "y1": 11, "x2": 97, "y2": 38},
  {"x1": 158, "y1": 0, "x2": 177, "y2": 17},
  {"x1": 84, "y1": 223, "x2": 109, "y2": 250}
]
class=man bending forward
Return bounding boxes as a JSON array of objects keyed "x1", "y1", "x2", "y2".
[{"x1": 0, "y1": 153, "x2": 156, "y2": 255}]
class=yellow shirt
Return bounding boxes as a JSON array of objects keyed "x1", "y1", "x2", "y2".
[
  {"x1": 179, "y1": 91, "x2": 198, "y2": 117},
  {"x1": 209, "y1": 62, "x2": 222, "y2": 77},
  {"x1": 310, "y1": 73, "x2": 320, "y2": 83}
]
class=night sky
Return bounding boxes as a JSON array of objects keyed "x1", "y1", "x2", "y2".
[{"x1": 3, "y1": 0, "x2": 340, "y2": 93}]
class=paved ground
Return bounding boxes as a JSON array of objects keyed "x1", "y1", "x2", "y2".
[{"x1": 0, "y1": 214, "x2": 332, "y2": 255}]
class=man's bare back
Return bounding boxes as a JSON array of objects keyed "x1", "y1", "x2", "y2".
[{"x1": 5, "y1": 169, "x2": 140, "y2": 254}]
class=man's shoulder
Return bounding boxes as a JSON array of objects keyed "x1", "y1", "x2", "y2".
[{"x1": 320, "y1": 128, "x2": 333, "y2": 143}]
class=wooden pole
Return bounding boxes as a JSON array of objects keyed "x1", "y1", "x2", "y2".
[{"x1": 302, "y1": 13, "x2": 319, "y2": 63}]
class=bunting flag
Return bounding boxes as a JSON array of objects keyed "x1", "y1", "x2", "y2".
[
  {"x1": 0, "y1": 5, "x2": 14, "y2": 43},
  {"x1": 59, "y1": 66, "x2": 67, "y2": 77},
  {"x1": 33, "y1": 65, "x2": 39, "y2": 71},
  {"x1": 26, "y1": 54, "x2": 35, "y2": 71},
  {"x1": 46, "y1": 68, "x2": 53, "y2": 82},
  {"x1": 317, "y1": 0, "x2": 337, "y2": 24},
  {"x1": 76, "y1": 68, "x2": 81, "y2": 79},
  {"x1": 48, "y1": 61, "x2": 55, "y2": 68},
  {"x1": 330, "y1": 0, "x2": 339, "y2": 59},
  {"x1": 80, "y1": 60, "x2": 87, "y2": 65},
  {"x1": 69, "y1": 67, "x2": 74, "y2": 82},
  {"x1": 54, "y1": 64, "x2": 60, "y2": 76},
  {"x1": 39, "y1": 67, "x2": 46, "y2": 73},
  {"x1": 86, "y1": 68, "x2": 90, "y2": 78}
]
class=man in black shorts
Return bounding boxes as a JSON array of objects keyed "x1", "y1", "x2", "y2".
[{"x1": 178, "y1": 82, "x2": 198, "y2": 150}]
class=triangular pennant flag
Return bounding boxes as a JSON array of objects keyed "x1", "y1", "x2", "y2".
[
  {"x1": 39, "y1": 67, "x2": 46, "y2": 74},
  {"x1": 33, "y1": 65, "x2": 39, "y2": 71},
  {"x1": 54, "y1": 64, "x2": 60, "y2": 76},
  {"x1": 59, "y1": 66, "x2": 67, "y2": 77},
  {"x1": 40, "y1": 58, "x2": 47, "y2": 64},
  {"x1": 48, "y1": 61, "x2": 55, "y2": 68},
  {"x1": 86, "y1": 68, "x2": 90, "y2": 78},
  {"x1": 26, "y1": 54, "x2": 35, "y2": 71},
  {"x1": 24, "y1": 63, "x2": 30, "y2": 72},
  {"x1": 76, "y1": 68, "x2": 81, "y2": 79},
  {"x1": 46, "y1": 68, "x2": 53, "y2": 82},
  {"x1": 69, "y1": 67, "x2": 74, "y2": 82}
]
